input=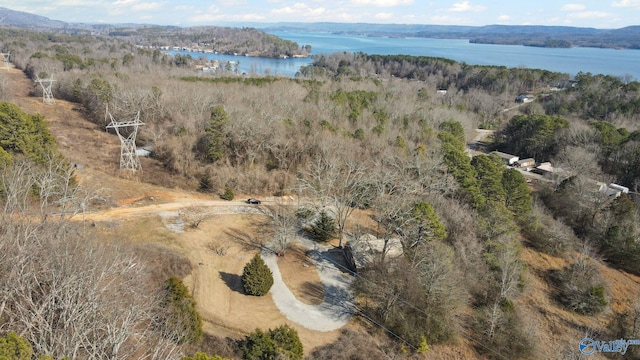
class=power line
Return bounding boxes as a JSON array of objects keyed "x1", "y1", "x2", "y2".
[
  {"x1": 302, "y1": 242, "x2": 513, "y2": 360},
  {"x1": 283, "y1": 259, "x2": 418, "y2": 352}
]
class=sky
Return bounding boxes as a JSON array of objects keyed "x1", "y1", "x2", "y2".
[{"x1": 5, "y1": 0, "x2": 640, "y2": 28}]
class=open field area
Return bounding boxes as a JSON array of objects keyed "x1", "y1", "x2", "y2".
[{"x1": 2, "y1": 64, "x2": 348, "y2": 353}]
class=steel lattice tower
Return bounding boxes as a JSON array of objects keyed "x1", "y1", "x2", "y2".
[
  {"x1": 0, "y1": 52, "x2": 9, "y2": 70},
  {"x1": 35, "y1": 75, "x2": 56, "y2": 104},
  {"x1": 106, "y1": 111, "x2": 145, "y2": 171}
]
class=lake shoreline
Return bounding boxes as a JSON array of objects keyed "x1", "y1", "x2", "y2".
[{"x1": 170, "y1": 31, "x2": 640, "y2": 80}]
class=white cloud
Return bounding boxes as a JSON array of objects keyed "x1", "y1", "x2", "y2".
[
  {"x1": 189, "y1": 9, "x2": 267, "y2": 23},
  {"x1": 131, "y1": 2, "x2": 164, "y2": 11},
  {"x1": 174, "y1": 5, "x2": 193, "y2": 11},
  {"x1": 271, "y1": 3, "x2": 327, "y2": 17},
  {"x1": 308, "y1": 7, "x2": 328, "y2": 16},
  {"x1": 561, "y1": 4, "x2": 586, "y2": 11},
  {"x1": 241, "y1": 14, "x2": 267, "y2": 20},
  {"x1": 218, "y1": 0, "x2": 246, "y2": 6},
  {"x1": 448, "y1": 1, "x2": 486, "y2": 12},
  {"x1": 57, "y1": 0, "x2": 104, "y2": 6},
  {"x1": 374, "y1": 12, "x2": 393, "y2": 19},
  {"x1": 350, "y1": 0, "x2": 413, "y2": 7},
  {"x1": 188, "y1": 6, "x2": 222, "y2": 22},
  {"x1": 271, "y1": 6, "x2": 296, "y2": 15},
  {"x1": 568, "y1": 11, "x2": 610, "y2": 19},
  {"x1": 498, "y1": 14, "x2": 510, "y2": 21},
  {"x1": 113, "y1": 0, "x2": 136, "y2": 5},
  {"x1": 612, "y1": 0, "x2": 640, "y2": 8}
]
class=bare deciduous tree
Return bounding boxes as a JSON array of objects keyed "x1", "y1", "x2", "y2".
[
  {"x1": 181, "y1": 206, "x2": 215, "y2": 229},
  {"x1": 0, "y1": 158, "x2": 185, "y2": 360},
  {"x1": 299, "y1": 145, "x2": 368, "y2": 248},
  {"x1": 553, "y1": 145, "x2": 602, "y2": 179},
  {"x1": 264, "y1": 203, "x2": 297, "y2": 256}
]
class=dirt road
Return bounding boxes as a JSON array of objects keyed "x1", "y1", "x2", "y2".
[{"x1": 2, "y1": 64, "x2": 349, "y2": 349}]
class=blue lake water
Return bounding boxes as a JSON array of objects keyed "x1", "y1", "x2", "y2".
[
  {"x1": 172, "y1": 30, "x2": 640, "y2": 80},
  {"x1": 167, "y1": 51, "x2": 313, "y2": 77}
]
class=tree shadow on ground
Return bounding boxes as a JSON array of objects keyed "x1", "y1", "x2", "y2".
[
  {"x1": 300, "y1": 281, "x2": 325, "y2": 304},
  {"x1": 321, "y1": 284, "x2": 356, "y2": 317},
  {"x1": 224, "y1": 227, "x2": 269, "y2": 252},
  {"x1": 219, "y1": 271, "x2": 244, "y2": 294}
]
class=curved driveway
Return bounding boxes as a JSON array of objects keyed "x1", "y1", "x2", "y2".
[
  {"x1": 261, "y1": 238, "x2": 355, "y2": 332},
  {"x1": 74, "y1": 195, "x2": 356, "y2": 332}
]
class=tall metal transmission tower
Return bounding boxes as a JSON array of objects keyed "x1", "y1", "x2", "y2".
[
  {"x1": 0, "y1": 52, "x2": 9, "y2": 70},
  {"x1": 106, "y1": 111, "x2": 145, "y2": 171},
  {"x1": 35, "y1": 74, "x2": 56, "y2": 104}
]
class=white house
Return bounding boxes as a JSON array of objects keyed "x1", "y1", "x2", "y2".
[
  {"x1": 492, "y1": 151, "x2": 519, "y2": 165},
  {"x1": 608, "y1": 183, "x2": 629, "y2": 194}
]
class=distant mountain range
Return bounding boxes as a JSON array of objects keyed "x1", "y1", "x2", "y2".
[
  {"x1": 0, "y1": 7, "x2": 173, "y2": 32},
  {"x1": 0, "y1": 6, "x2": 66, "y2": 28},
  {"x1": 1, "y1": 6, "x2": 640, "y2": 50}
]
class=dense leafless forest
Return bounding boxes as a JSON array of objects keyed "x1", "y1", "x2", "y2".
[{"x1": 1, "y1": 25, "x2": 640, "y2": 359}]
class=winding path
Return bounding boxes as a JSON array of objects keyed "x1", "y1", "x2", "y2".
[
  {"x1": 3, "y1": 60, "x2": 355, "y2": 334},
  {"x1": 75, "y1": 197, "x2": 356, "y2": 332},
  {"x1": 262, "y1": 237, "x2": 355, "y2": 332}
]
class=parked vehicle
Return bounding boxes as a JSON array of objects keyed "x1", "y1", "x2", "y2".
[{"x1": 246, "y1": 198, "x2": 261, "y2": 204}]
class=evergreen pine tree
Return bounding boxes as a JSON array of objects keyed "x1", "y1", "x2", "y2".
[
  {"x1": 162, "y1": 277, "x2": 203, "y2": 344},
  {"x1": 502, "y1": 168, "x2": 532, "y2": 223},
  {"x1": 412, "y1": 201, "x2": 447, "y2": 243},
  {"x1": 242, "y1": 254, "x2": 274, "y2": 296},
  {"x1": 0, "y1": 332, "x2": 33, "y2": 360},
  {"x1": 239, "y1": 325, "x2": 303, "y2": 360},
  {"x1": 204, "y1": 106, "x2": 228, "y2": 163},
  {"x1": 307, "y1": 210, "x2": 336, "y2": 243}
]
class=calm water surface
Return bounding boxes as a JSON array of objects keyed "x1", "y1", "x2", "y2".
[{"x1": 172, "y1": 30, "x2": 640, "y2": 79}]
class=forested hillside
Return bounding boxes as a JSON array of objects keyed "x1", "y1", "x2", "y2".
[
  {"x1": 119, "y1": 26, "x2": 311, "y2": 58},
  {"x1": 1, "y1": 26, "x2": 639, "y2": 360}
]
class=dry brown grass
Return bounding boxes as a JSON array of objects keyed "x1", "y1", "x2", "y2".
[
  {"x1": 3, "y1": 65, "x2": 340, "y2": 353},
  {"x1": 278, "y1": 244, "x2": 325, "y2": 305},
  {"x1": 7, "y1": 62, "x2": 640, "y2": 359}
]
